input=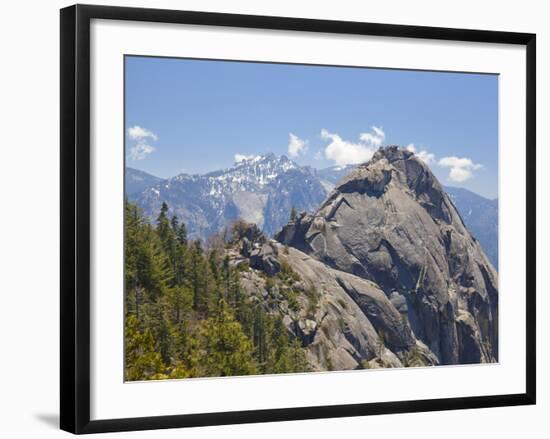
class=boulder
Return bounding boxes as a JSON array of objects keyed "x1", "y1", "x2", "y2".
[{"x1": 249, "y1": 243, "x2": 281, "y2": 276}]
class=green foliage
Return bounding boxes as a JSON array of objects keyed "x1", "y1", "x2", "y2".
[
  {"x1": 253, "y1": 311, "x2": 309, "y2": 374},
  {"x1": 305, "y1": 284, "x2": 320, "y2": 316},
  {"x1": 124, "y1": 201, "x2": 310, "y2": 380},
  {"x1": 200, "y1": 301, "x2": 258, "y2": 376},
  {"x1": 125, "y1": 314, "x2": 167, "y2": 381},
  {"x1": 360, "y1": 359, "x2": 373, "y2": 369},
  {"x1": 337, "y1": 316, "x2": 347, "y2": 332},
  {"x1": 278, "y1": 260, "x2": 300, "y2": 284},
  {"x1": 282, "y1": 289, "x2": 300, "y2": 312},
  {"x1": 403, "y1": 345, "x2": 426, "y2": 368},
  {"x1": 236, "y1": 260, "x2": 250, "y2": 272},
  {"x1": 264, "y1": 275, "x2": 276, "y2": 291},
  {"x1": 337, "y1": 298, "x2": 348, "y2": 310}
]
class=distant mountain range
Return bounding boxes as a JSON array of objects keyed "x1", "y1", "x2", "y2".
[
  {"x1": 316, "y1": 164, "x2": 357, "y2": 185},
  {"x1": 126, "y1": 154, "x2": 498, "y2": 269},
  {"x1": 126, "y1": 167, "x2": 163, "y2": 195},
  {"x1": 126, "y1": 154, "x2": 327, "y2": 240},
  {"x1": 444, "y1": 186, "x2": 498, "y2": 269}
]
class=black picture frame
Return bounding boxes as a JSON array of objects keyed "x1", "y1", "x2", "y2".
[{"x1": 60, "y1": 4, "x2": 536, "y2": 434}]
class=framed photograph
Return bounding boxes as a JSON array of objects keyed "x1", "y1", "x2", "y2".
[{"x1": 60, "y1": 4, "x2": 536, "y2": 434}]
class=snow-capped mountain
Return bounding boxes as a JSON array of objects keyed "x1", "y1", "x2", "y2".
[
  {"x1": 126, "y1": 167, "x2": 163, "y2": 196},
  {"x1": 127, "y1": 154, "x2": 328, "y2": 240}
]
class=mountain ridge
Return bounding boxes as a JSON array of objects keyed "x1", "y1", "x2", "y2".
[
  {"x1": 127, "y1": 154, "x2": 327, "y2": 240},
  {"x1": 126, "y1": 163, "x2": 497, "y2": 206},
  {"x1": 126, "y1": 154, "x2": 498, "y2": 268},
  {"x1": 275, "y1": 146, "x2": 498, "y2": 364}
]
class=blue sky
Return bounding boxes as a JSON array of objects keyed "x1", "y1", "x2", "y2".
[{"x1": 125, "y1": 56, "x2": 498, "y2": 199}]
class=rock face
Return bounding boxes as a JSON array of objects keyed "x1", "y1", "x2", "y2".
[
  {"x1": 318, "y1": 166, "x2": 499, "y2": 269},
  {"x1": 234, "y1": 239, "x2": 438, "y2": 371},
  {"x1": 275, "y1": 146, "x2": 498, "y2": 365}
]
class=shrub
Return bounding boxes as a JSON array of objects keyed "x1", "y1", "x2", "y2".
[
  {"x1": 264, "y1": 276, "x2": 276, "y2": 291},
  {"x1": 236, "y1": 260, "x2": 250, "y2": 272},
  {"x1": 278, "y1": 260, "x2": 301, "y2": 284}
]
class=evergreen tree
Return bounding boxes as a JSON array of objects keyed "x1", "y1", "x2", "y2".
[
  {"x1": 125, "y1": 201, "x2": 143, "y2": 317},
  {"x1": 125, "y1": 314, "x2": 167, "y2": 380},
  {"x1": 177, "y1": 223, "x2": 187, "y2": 245},
  {"x1": 124, "y1": 201, "x2": 311, "y2": 381},
  {"x1": 156, "y1": 201, "x2": 172, "y2": 246},
  {"x1": 125, "y1": 201, "x2": 171, "y2": 317},
  {"x1": 253, "y1": 305, "x2": 267, "y2": 365},
  {"x1": 200, "y1": 301, "x2": 258, "y2": 376},
  {"x1": 189, "y1": 240, "x2": 209, "y2": 314},
  {"x1": 170, "y1": 215, "x2": 179, "y2": 233}
]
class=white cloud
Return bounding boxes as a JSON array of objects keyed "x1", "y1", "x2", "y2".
[
  {"x1": 359, "y1": 125, "x2": 385, "y2": 148},
  {"x1": 288, "y1": 133, "x2": 308, "y2": 158},
  {"x1": 372, "y1": 126, "x2": 385, "y2": 138},
  {"x1": 234, "y1": 153, "x2": 258, "y2": 163},
  {"x1": 127, "y1": 126, "x2": 158, "y2": 161},
  {"x1": 408, "y1": 145, "x2": 480, "y2": 181},
  {"x1": 128, "y1": 125, "x2": 158, "y2": 141},
  {"x1": 406, "y1": 144, "x2": 435, "y2": 165},
  {"x1": 321, "y1": 126, "x2": 384, "y2": 166},
  {"x1": 129, "y1": 143, "x2": 155, "y2": 161},
  {"x1": 417, "y1": 151, "x2": 436, "y2": 164},
  {"x1": 438, "y1": 156, "x2": 482, "y2": 182},
  {"x1": 322, "y1": 130, "x2": 374, "y2": 166}
]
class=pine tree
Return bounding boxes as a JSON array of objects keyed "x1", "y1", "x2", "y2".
[
  {"x1": 156, "y1": 201, "x2": 172, "y2": 246},
  {"x1": 170, "y1": 215, "x2": 179, "y2": 233},
  {"x1": 190, "y1": 240, "x2": 209, "y2": 314},
  {"x1": 125, "y1": 314, "x2": 167, "y2": 380},
  {"x1": 125, "y1": 201, "x2": 142, "y2": 317},
  {"x1": 200, "y1": 301, "x2": 258, "y2": 376},
  {"x1": 253, "y1": 306, "x2": 267, "y2": 365},
  {"x1": 177, "y1": 223, "x2": 187, "y2": 245},
  {"x1": 125, "y1": 201, "x2": 171, "y2": 317},
  {"x1": 141, "y1": 224, "x2": 172, "y2": 302},
  {"x1": 164, "y1": 284, "x2": 193, "y2": 325},
  {"x1": 289, "y1": 338, "x2": 309, "y2": 372}
]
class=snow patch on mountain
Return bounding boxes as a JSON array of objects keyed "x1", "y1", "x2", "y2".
[{"x1": 129, "y1": 154, "x2": 328, "y2": 241}]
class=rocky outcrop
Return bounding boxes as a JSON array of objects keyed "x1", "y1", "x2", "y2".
[
  {"x1": 235, "y1": 240, "x2": 438, "y2": 371},
  {"x1": 275, "y1": 146, "x2": 498, "y2": 365}
]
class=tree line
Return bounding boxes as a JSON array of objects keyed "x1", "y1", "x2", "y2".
[{"x1": 125, "y1": 200, "x2": 309, "y2": 380}]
